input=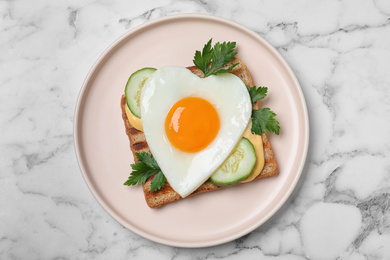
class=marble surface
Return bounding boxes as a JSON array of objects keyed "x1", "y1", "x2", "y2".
[{"x1": 1, "y1": 0, "x2": 390, "y2": 259}]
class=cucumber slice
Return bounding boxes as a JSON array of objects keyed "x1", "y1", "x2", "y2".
[
  {"x1": 125, "y1": 67, "x2": 156, "y2": 118},
  {"x1": 210, "y1": 137, "x2": 257, "y2": 187}
]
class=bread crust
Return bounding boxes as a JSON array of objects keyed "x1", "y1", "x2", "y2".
[{"x1": 121, "y1": 57, "x2": 278, "y2": 208}]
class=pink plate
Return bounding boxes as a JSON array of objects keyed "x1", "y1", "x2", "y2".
[{"x1": 74, "y1": 14, "x2": 309, "y2": 247}]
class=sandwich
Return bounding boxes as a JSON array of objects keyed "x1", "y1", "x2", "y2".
[{"x1": 121, "y1": 39, "x2": 279, "y2": 208}]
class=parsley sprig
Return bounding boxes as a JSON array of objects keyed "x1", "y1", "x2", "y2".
[
  {"x1": 193, "y1": 39, "x2": 238, "y2": 77},
  {"x1": 246, "y1": 85, "x2": 280, "y2": 135},
  {"x1": 123, "y1": 152, "x2": 166, "y2": 192}
]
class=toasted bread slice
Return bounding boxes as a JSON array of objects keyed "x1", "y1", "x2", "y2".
[{"x1": 120, "y1": 57, "x2": 278, "y2": 208}]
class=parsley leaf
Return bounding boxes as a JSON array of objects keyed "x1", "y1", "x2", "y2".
[
  {"x1": 246, "y1": 85, "x2": 268, "y2": 104},
  {"x1": 193, "y1": 39, "x2": 238, "y2": 77},
  {"x1": 123, "y1": 152, "x2": 166, "y2": 191},
  {"x1": 151, "y1": 172, "x2": 166, "y2": 192},
  {"x1": 246, "y1": 85, "x2": 280, "y2": 135},
  {"x1": 123, "y1": 163, "x2": 156, "y2": 186},
  {"x1": 251, "y1": 108, "x2": 280, "y2": 135},
  {"x1": 136, "y1": 152, "x2": 159, "y2": 169},
  {"x1": 193, "y1": 39, "x2": 212, "y2": 76}
]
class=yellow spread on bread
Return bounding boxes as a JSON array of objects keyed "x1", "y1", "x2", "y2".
[
  {"x1": 125, "y1": 105, "x2": 143, "y2": 132},
  {"x1": 125, "y1": 104, "x2": 265, "y2": 182},
  {"x1": 241, "y1": 121, "x2": 265, "y2": 182}
]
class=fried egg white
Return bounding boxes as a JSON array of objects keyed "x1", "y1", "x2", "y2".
[{"x1": 140, "y1": 66, "x2": 252, "y2": 197}]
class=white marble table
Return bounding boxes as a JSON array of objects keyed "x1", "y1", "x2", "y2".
[{"x1": 1, "y1": 0, "x2": 390, "y2": 259}]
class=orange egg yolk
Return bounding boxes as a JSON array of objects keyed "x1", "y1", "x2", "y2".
[{"x1": 165, "y1": 97, "x2": 220, "y2": 153}]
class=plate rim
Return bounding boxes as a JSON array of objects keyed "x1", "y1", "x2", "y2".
[{"x1": 73, "y1": 13, "x2": 309, "y2": 248}]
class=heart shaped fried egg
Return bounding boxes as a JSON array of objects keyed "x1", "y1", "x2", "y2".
[{"x1": 141, "y1": 66, "x2": 252, "y2": 197}]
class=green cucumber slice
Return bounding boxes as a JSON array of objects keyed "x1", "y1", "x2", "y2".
[
  {"x1": 210, "y1": 137, "x2": 257, "y2": 187},
  {"x1": 125, "y1": 67, "x2": 156, "y2": 118}
]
